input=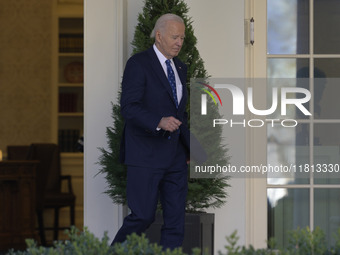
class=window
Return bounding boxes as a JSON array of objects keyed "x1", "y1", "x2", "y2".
[{"x1": 265, "y1": 0, "x2": 340, "y2": 248}]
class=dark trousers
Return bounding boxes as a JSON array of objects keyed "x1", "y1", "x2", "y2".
[{"x1": 111, "y1": 142, "x2": 188, "y2": 250}]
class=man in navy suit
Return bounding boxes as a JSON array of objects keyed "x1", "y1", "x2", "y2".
[{"x1": 111, "y1": 14, "x2": 190, "y2": 249}]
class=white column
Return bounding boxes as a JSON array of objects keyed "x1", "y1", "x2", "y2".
[
  {"x1": 184, "y1": 0, "x2": 247, "y2": 252},
  {"x1": 84, "y1": 0, "x2": 126, "y2": 240}
]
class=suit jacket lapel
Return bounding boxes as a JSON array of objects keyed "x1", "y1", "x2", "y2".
[
  {"x1": 147, "y1": 47, "x2": 173, "y2": 96},
  {"x1": 147, "y1": 47, "x2": 187, "y2": 109},
  {"x1": 173, "y1": 58, "x2": 187, "y2": 110},
  {"x1": 173, "y1": 58, "x2": 186, "y2": 87}
]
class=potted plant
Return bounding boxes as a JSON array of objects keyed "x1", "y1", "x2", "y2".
[{"x1": 98, "y1": 0, "x2": 230, "y2": 254}]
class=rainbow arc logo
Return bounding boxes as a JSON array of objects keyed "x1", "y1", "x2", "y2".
[{"x1": 197, "y1": 82, "x2": 223, "y2": 106}]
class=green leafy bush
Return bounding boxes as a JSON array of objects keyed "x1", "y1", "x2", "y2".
[
  {"x1": 220, "y1": 228, "x2": 340, "y2": 255},
  {"x1": 7, "y1": 226, "x2": 201, "y2": 255},
  {"x1": 7, "y1": 226, "x2": 340, "y2": 255}
]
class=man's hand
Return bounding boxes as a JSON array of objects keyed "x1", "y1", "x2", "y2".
[{"x1": 158, "y1": 117, "x2": 182, "y2": 132}]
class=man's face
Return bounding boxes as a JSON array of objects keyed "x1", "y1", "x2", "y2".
[{"x1": 156, "y1": 20, "x2": 185, "y2": 59}]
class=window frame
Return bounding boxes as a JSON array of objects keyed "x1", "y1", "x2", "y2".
[{"x1": 247, "y1": 0, "x2": 340, "y2": 248}]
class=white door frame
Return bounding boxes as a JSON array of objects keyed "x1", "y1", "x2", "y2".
[{"x1": 245, "y1": 0, "x2": 268, "y2": 248}]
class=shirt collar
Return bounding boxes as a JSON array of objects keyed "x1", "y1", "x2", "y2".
[{"x1": 153, "y1": 44, "x2": 173, "y2": 65}]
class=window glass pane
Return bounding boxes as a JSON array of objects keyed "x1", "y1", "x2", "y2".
[
  {"x1": 314, "y1": 0, "x2": 340, "y2": 54},
  {"x1": 314, "y1": 189, "x2": 340, "y2": 247},
  {"x1": 267, "y1": 0, "x2": 309, "y2": 54},
  {"x1": 268, "y1": 188, "x2": 309, "y2": 249},
  {"x1": 314, "y1": 124, "x2": 340, "y2": 184},
  {"x1": 268, "y1": 59, "x2": 309, "y2": 78},
  {"x1": 314, "y1": 59, "x2": 340, "y2": 78},
  {"x1": 314, "y1": 78, "x2": 340, "y2": 119},
  {"x1": 266, "y1": 77, "x2": 310, "y2": 120},
  {"x1": 267, "y1": 124, "x2": 310, "y2": 185}
]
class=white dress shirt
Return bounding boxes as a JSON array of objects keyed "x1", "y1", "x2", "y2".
[{"x1": 153, "y1": 44, "x2": 183, "y2": 104}]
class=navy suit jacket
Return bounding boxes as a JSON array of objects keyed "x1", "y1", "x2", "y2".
[{"x1": 120, "y1": 47, "x2": 190, "y2": 169}]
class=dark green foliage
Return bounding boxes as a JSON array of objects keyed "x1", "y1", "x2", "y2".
[
  {"x1": 187, "y1": 83, "x2": 230, "y2": 211},
  {"x1": 220, "y1": 227, "x2": 340, "y2": 255},
  {"x1": 8, "y1": 226, "x2": 340, "y2": 255},
  {"x1": 98, "y1": 0, "x2": 229, "y2": 211},
  {"x1": 286, "y1": 227, "x2": 327, "y2": 255},
  {"x1": 98, "y1": 102, "x2": 126, "y2": 205},
  {"x1": 8, "y1": 227, "x2": 202, "y2": 255}
]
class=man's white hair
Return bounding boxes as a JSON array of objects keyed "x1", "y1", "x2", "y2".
[{"x1": 150, "y1": 13, "x2": 184, "y2": 38}]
